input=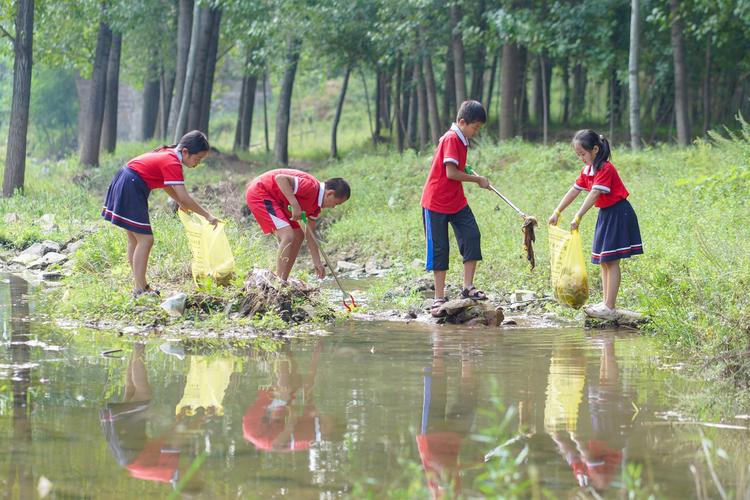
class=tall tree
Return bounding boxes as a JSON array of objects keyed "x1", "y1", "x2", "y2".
[
  {"x1": 168, "y1": 0, "x2": 193, "y2": 137},
  {"x1": 499, "y1": 42, "x2": 519, "y2": 140},
  {"x1": 670, "y1": 0, "x2": 689, "y2": 146},
  {"x1": 186, "y1": 5, "x2": 212, "y2": 131},
  {"x1": 174, "y1": 1, "x2": 201, "y2": 143},
  {"x1": 628, "y1": 0, "x2": 642, "y2": 150},
  {"x1": 79, "y1": 19, "x2": 112, "y2": 166},
  {"x1": 2, "y1": 0, "x2": 34, "y2": 197},
  {"x1": 198, "y1": 6, "x2": 221, "y2": 134},
  {"x1": 142, "y1": 57, "x2": 160, "y2": 140},
  {"x1": 331, "y1": 64, "x2": 352, "y2": 158},
  {"x1": 101, "y1": 31, "x2": 121, "y2": 153},
  {"x1": 273, "y1": 37, "x2": 301, "y2": 165},
  {"x1": 450, "y1": 1, "x2": 467, "y2": 104}
]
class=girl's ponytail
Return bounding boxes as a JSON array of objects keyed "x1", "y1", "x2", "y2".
[{"x1": 572, "y1": 129, "x2": 611, "y2": 172}]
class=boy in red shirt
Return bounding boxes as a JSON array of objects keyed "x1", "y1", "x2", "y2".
[
  {"x1": 246, "y1": 169, "x2": 350, "y2": 281},
  {"x1": 421, "y1": 101, "x2": 490, "y2": 317}
]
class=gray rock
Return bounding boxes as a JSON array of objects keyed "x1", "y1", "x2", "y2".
[
  {"x1": 63, "y1": 239, "x2": 84, "y2": 254},
  {"x1": 42, "y1": 271, "x2": 63, "y2": 280},
  {"x1": 28, "y1": 252, "x2": 67, "y2": 269},
  {"x1": 511, "y1": 290, "x2": 537, "y2": 302},
  {"x1": 161, "y1": 293, "x2": 187, "y2": 317},
  {"x1": 4, "y1": 213, "x2": 20, "y2": 224},
  {"x1": 410, "y1": 258, "x2": 424, "y2": 269},
  {"x1": 336, "y1": 260, "x2": 362, "y2": 272},
  {"x1": 37, "y1": 214, "x2": 57, "y2": 232},
  {"x1": 41, "y1": 240, "x2": 62, "y2": 253},
  {"x1": 438, "y1": 298, "x2": 476, "y2": 315}
]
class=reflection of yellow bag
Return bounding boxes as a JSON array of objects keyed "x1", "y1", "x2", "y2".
[
  {"x1": 178, "y1": 210, "x2": 235, "y2": 283},
  {"x1": 543, "y1": 346, "x2": 586, "y2": 432},
  {"x1": 176, "y1": 356, "x2": 236, "y2": 416},
  {"x1": 548, "y1": 224, "x2": 589, "y2": 309}
]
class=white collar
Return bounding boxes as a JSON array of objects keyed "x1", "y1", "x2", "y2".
[
  {"x1": 583, "y1": 164, "x2": 594, "y2": 176},
  {"x1": 450, "y1": 123, "x2": 469, "y2": 146},
  {"x1": 317, "y1": 182, "x2": 325, "y2": 207},
  {"x1": 174, "y1": 148, "x2": 183, "y2": 165}
]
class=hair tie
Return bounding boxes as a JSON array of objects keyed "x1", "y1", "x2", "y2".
[{"x1": 599, "y1": 134, "x2": 604, "y2": 141}]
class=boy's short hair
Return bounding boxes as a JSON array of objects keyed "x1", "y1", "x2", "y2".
[
  {"x1": 456, "y1": 100, "x2": 487, "y2": 124},
  {"x1": 325, "y1": 178, "x2": 350, "y2": 200}
]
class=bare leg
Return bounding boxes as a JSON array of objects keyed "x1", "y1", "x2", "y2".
[
  {"x1": 126, "y1": 231, "x2": 137, "y2": 271},
  {"x1": 124, "y1": 343, "x2": 152, "y2": 402},
  {"x1": 132, "y1": 233, "x2": 154, "y2": 291},
  {"x1": 600, "y1": 264, "x2": 609, "y2": 305},
  {"x1": 433, "y1": 270, "x2": 447, "y2": 299},
  {"x1": 463, "y1": 260, "x2": 478, "y2": 289},
  {"x1": 275, "y1": 226, "x2": 305, "y2": 281},
  {"x1": 602, "y1": 260, "x2": 621, "y2": 309}
]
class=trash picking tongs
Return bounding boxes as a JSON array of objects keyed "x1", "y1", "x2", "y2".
[
  {"x1": 294, "y1": 209, "x2": 357, "y2": 311},
  {"x1": 465, "y1": 165, "x2": 538, "y2": 269}
]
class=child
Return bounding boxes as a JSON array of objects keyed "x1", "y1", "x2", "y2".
[
  {"x1": 245, "y1": 169, "x2": 350, "y2": 281},
  {"x1": 548, "y1": 130, "x2": 643, "y2": 319},
  {"x1": 421, "y1": 100, "x2": 490, "y2": 317},
  {"x1": 101, "y1": 130, "x2": 219, "y2": 297}
]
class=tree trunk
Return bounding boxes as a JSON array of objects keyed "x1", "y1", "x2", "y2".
[
  {"x1": 79, "y1": 21, "x2": 112, "y2": 167},
  {"x1": 485, "y1": 51, "x2": 499, "y2": 128},
  {"x1": 374, "y1": 69, "x2": 383, "y2": 139},
  {"x1": 444, "y1": 51, "x2": 456, "y2": 126},
  {"x1": 517, "y1": 48, "x2": 528, "y2": 136},
  {"x1": 187, "y1": 5, "x2": 212, "y2": 131},
  {"x1": 168, "y1": 0, "x2": 193, "y2": 137},
  {"x1": 3, "y1": 0, "x2": 34, "y2": 197},
  {"x1": 235, "y1": 69, "x2": 258, "y2": 151},
  {"x1": 572, "y1": 64, "x2": 586, "y2": 119},
  {"x1": 331, "y1": 64, "x2": 352, "y2": 159},
  {"x1": 263, "y1": 72, "x2": 269, "y2": 152},
  {"x1": 421, "y1": 44, "x2": 441, "y2": 145},
  {"x1": 540, "y1": 54, "x2": 549, "y2": 145},
  {"x1": 562, "y1": 60, "x2": 571, "y2": 125},
  {"x1": 702, "y1": 36, "x2": 712, "y2": 136},
  {"x1": 450, "y1": 2, "x2": 467, "y2": 104},
  {"x1": 198, "y1": 7, "x2": 221, "y2": 134},
  {"x1": 101, "y1": 32, "x2": 121, "y2": 153},
  {"x1": 670, "y1": 0, "x2": 689, "y2": 146},
  {"x1": 174, "y1": 1, "x2": 201, "y2": 143},
  {"x1": 499, "y1": 42, "x2": 519, "y2": 140},
  {"x1": 142, "y1": 58, "x2": 161, "y2": 141},
  {"x1": 394, "y1": 61, "x2": 405, "y2": 153},
  {"x1": 470, "y1": 46, "x2": 486, "y2": 102},
  {"x1": 234, "y1": 73, "x2": 247, "y2": 151},
  {"x1": 158, "y1": 65, "x2": 175, "y2": 140},
  {"x1": 628, "y1": 0, "x2": 642, "y2": 150},
  {"x1": 407, "y1": 62, "x2": 418, "y2": 149},
  {"x1": 273, "y1": 38, "x2": 301, "y2": 165},
  {"x1": 360, "y1": 69, "x2": 374, "y2": 145},
  {"x1": 416, "y1": 63, "x2": 429, "y2": 150}
]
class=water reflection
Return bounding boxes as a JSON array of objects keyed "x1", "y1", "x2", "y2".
[
  {"x1": 243, "y1": 338, "x2": 341, "y2": 452},
  {"x1": 546, "y1": 332, "x2": 634, "y2": 492},
  {"x1": 417, "y1": 333, "x2": 479, "y2": 498},
  {"x1": 7, "y1": 274, "x2": 34, "y2": 497}
]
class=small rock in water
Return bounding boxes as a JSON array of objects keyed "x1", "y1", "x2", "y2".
[{"x1": 161, "y1": 293, "x2": 188, "y2": 317}]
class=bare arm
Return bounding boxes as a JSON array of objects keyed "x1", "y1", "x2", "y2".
[
  {"x1": 274, "y1": 174, "x2": 303, "y2": 220},
  {"x1": 548, "y1": 187, "x2": 582, "y2": 225},
  {"x1": 446, "y1": 163, "x2": 490, "y2": 188},
  {"x1": 165, "y1": 185, "x2": 218, "y2": 224},
  {"x1": 304, "y1": 218, "x2": 325, "y2": 278},
  {"x1": 570, "y1": 189, "x2": 601, "y2": 230}
]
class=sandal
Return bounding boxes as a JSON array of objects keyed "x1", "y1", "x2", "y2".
[
  {"x1": 461, "y1": 286, "x2": 488, "y2": 301},
  {"x1": 430, "y1": 298, "x2": 448, "y2": 318}
]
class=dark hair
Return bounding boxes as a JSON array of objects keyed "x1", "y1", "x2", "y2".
[
  {"x1": 572, "y1": 129, "x2": 611, "y2": 172},
  {"x1": 154, "y1": 130, "x2": 210, "y2": 154},
  {"x1": 456, "y1": 100, "x2": 487, "y2": 124},
  {"x1": 325, "y1": 178, "x2": 350, "y2": 200}
]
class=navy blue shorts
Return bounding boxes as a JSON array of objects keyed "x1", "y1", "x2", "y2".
[
  {"x1": 102, "y1": 167, "x2": 153, "y2": 235},
  {"x1": 592, "y1": 199, "x2": 643, "y2": 264},
  {"x1": 423, "y1": 205, "x2": 482, "y2": 271}
]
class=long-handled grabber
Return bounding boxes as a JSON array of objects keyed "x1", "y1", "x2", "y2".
[
  {"x1": 293, "y1": 208, "x2": 357, "y2": 311},
  {"x1": 465, "y1": 165, "x2": 538, "y2": 269}
]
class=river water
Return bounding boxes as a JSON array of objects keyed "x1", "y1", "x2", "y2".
[{"x1": 1, "y1": 273, "x2": 747, "y2": 498}]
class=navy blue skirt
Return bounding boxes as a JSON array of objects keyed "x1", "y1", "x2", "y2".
[
  {"x1": 592, "y1": 199, "x2": 643, "y2": 264},
  {"x1": 101, "y1": 167, "x2": 153, "y2": 235}
]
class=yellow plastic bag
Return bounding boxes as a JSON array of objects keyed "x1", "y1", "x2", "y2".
[
  {"x1": 548, "y1": 224, "x2": 589, "y2": 309},
  {"x1": 178, "y1": 210, "x2": 235, "y2": 283}
]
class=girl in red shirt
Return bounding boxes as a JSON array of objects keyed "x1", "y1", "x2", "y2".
[
  {"x1": 102, "y1": 130, "x2": 219, "y2": 296},
  {"x1": 548, "y1": 130, "x2": 643, "y2": 319}
]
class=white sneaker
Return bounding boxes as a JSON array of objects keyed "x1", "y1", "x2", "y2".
[
  {"x1": 584, "y1": 302, "x2": 606, "y2": 315},
  {"x1": 588, "y1": 305, "x2": 617, "y2": 320}
]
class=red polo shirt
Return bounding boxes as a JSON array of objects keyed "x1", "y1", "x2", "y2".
[
  {"x1": 421, "y1": 124, "x2": 469, "y2": 214},
  {"x1": 573, "y1": 161, "x2": 629, "y2": 208},
  {"x1": 246, "y1": 168, "x2": 324, "y2": 220},
  {"x1": 127, "y1": 148, "x2": 185, "y2": 190}
]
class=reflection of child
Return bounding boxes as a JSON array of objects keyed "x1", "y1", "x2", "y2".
[
  {"x1": 416, "y1": 338, "x2": 479, "y2": 498},
  {"x1": 242, "y1": 340, "x2": 339, "y2": 451}
]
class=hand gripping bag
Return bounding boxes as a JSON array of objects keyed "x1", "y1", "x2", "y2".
[
  {"x1": 548, "y1": 225, "x2": 589, "y2": 309},
  {"x1": 178, "y1": 211, "x2": 235, "y2": 283}
]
